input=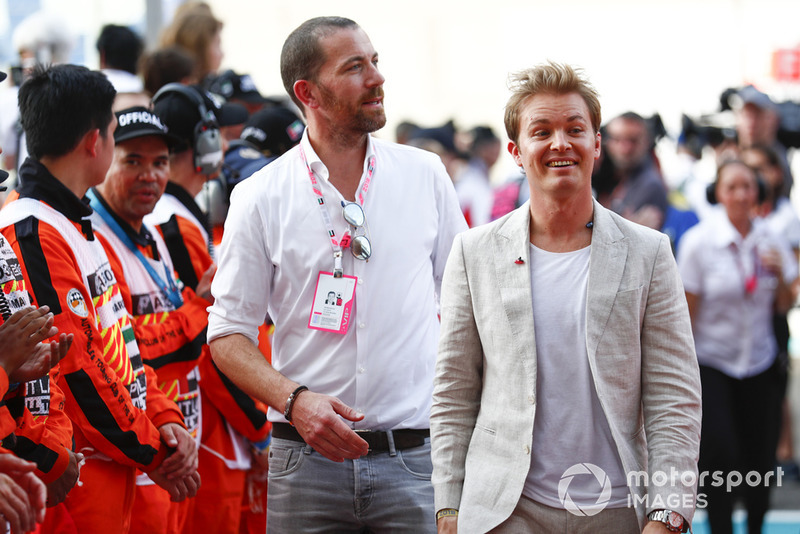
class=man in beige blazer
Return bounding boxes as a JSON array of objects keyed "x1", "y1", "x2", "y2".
[{"x1": 431, "y1": 62, "x2": 702, "y2": 534}]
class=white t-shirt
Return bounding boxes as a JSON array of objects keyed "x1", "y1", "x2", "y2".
[{"x1": 523, "y1": 243, "x2": 629, "y2": 510}]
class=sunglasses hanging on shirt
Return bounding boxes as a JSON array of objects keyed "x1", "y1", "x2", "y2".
[{"x1": 341, "y1": 201, "x2": 372, "y2": 261}]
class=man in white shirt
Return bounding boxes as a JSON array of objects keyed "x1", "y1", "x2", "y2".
[{"x1": 207, "y1": 16, "x2": 466, "y2": 533}]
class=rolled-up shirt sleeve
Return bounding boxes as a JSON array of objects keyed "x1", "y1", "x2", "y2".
[{"x1": 208, "y1": 179, "x2": 273, "y2": 346}]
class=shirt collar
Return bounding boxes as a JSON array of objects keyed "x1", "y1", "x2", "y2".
[
  {"x1": 17, "y1": 158, "x2": 93, "y2": 223},
  {"x1": 164, "y1": 181, "x2": 210, "y2": 234},
  {"x1": 298, "y1": 129, "x2": 376, "y2": 183},
  {"x1": 90, "y1": 187, "x2": 159, "y2": 257},
  {"x1": 710, "y1": 207, "x2": 766, "y2": 249}
]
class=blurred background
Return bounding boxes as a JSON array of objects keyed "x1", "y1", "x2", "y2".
[{"x1": 2, "y1": 0, "x2": 800, "y2": 181}]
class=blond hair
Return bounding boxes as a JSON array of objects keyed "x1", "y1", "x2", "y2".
[{"x1": 504, "y1": 61, "x2": 601, "y2": 143}]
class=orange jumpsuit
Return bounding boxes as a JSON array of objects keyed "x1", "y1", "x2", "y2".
[
  {"x1": 89, "y1": 188, "x2": 210, "y2": 534},
  {"x1": 0, "y1": 368, "x2": 72, "y2": 486},
  {"x1": 0, "y1": 232, "x2": 73, "y2": 487},
  {"x1": 0, "y1": 161, "x2": 185, "y2": 533},
  {"x1": 0, "y1": 368, "x2": 13, "y2": 437},
  {"x1": 148, "y1": 183, "x2": 271, "y2": 534}
]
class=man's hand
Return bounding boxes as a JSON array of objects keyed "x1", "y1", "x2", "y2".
[
  {"x1": 245, "y1": 468, "x2": 267, "y2": 514},
  {"x1": 157, "y1": 423, "x2": 198, "y2": 480},
  {"x1": 290, "y1": 390, "x2": 369, "y2": 462},
  {"x1": 196, "y1": 263, "x2": 217, "y2": 304},
  {"x1": 9, "y1": 333, "x2": 73, "y2": 384},
  {"x1": 250, "y1": 445, "x2": 269, "y2": 472},
  {"x1": 0, "y1": 454, "x2": 47, "y2": 533},
  {"x1": 0, "y1": 306, "x2": 58, "y2": 378},
  {"x1": 45, "y1": 449, "x2": 82, "y2": 507},
  {"x1": 175, "y1": 470, "x2": 201, "y2": 501},
  {"x1": 0, "y1": 454, "x2": 37, "y2": 478},
  {"x1": 149, "y1": 468, "x2": 201, "y2": 502},
  {"x1": 642, "y1": 520, "x2": 672, "y2": 533},
  {"x1": 437, "y1": 515, "x2": 457, "y2": 533},
  {"x1": 243, "y1": 444, "x2": 269, "y2": 513}
]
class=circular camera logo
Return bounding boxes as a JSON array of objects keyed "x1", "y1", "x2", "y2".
[{"x1": 558, "y1": 463, "x2": 612, "y2": 516}]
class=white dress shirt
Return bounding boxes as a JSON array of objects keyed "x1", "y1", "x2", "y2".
[
  {"x1": 677, "y1": 207, "x2": 798, "y2": 378},
  {"x1": 208, "y1": 131, "x2": 467, "y2": 430}
]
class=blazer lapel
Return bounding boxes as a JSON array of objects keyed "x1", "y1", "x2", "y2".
[
  {"x1": 493, "y1": 203, "x2": 537, "y2": 389},
  {"x1": 585, "y1": 200, "x2": 628, "y2": 359}
]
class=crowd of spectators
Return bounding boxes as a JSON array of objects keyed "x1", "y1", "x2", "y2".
[{"x1": 0, "y1": 3, "x2": 797, "y2": 533}]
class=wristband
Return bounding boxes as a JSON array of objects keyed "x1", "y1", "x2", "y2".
[
  {"x1": 436, "y1": 509, "x2": 458, "y2": 522},
  {"x1": 251, "y1": 433, "x2": 272, "y2": 452},
  {"x1": 283, "y1": 385, "x2": 308, "y2": 423}
]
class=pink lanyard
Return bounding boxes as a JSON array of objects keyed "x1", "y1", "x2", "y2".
[
  {"x1": 299, "y1": 145, "x2": 375, "y2": 277},
  {"x1": 731, "y1": 242, "x2": 758, "y2": 295}
]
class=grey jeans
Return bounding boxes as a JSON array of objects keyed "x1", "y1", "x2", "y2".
[{"x1": 267, "y1": 436, "x2": 435, "y2": 533}]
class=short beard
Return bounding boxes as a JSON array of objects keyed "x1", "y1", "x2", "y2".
[{"x1": 318, "y1": 82, "x2": 386, "y2": 135}]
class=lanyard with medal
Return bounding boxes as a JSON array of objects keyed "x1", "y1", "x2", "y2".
[
  {"x1": 88, "y1": 189, "x2": 184, "y2": 309},
  {"x1": 301, "y1": 146, "x2": 374, "y2": 334}
]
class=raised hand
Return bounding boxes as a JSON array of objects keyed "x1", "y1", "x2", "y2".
[
  {"x1": 9, "y1": 333, "x2": 73, "y2": 384},
  {"x1": 0, "y1": 306, "x2": 58, "y2": 378}
]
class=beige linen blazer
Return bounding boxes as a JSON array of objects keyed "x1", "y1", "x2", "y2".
[{"x1": 431, "y1": 200, "x2": 702, "y2": 533}]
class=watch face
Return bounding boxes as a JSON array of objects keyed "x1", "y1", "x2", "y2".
[{"x1": 668, "y1": 512, "x2": 684, "y2": 529}]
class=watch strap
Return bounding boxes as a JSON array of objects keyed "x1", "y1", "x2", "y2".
[{"x1": 648, "y1": 509, "x2": 688, "y2": 533}]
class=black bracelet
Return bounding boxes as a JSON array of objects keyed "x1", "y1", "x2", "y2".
[{"x1": 283, "y1": 385, "x2": 309, "y2": 423}]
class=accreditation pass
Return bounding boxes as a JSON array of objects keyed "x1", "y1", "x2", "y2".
[{"x1": 308, "y1": 272, "x2": 357, "y2": 334}]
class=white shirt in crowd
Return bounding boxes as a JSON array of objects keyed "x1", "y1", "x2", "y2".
[
  {"x1": 677, "y1": 207, "x2": 798, "y2": 378},
  {"x1": 764, "y1": 197, "x2": 800, "y2": 250},
  {"x1": 208, "y1": 131, "x2": 467, "y2": 430},
  {"x1": 455, "y1": 159, "x2": 493, "y2": 227}
]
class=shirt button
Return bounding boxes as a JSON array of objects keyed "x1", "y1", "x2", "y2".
[
  {"x1": 524, "y1": 445, "x2": 530, "y2": 455},
  {"x1": 528, "y1": 395, "x2": 535, "y2": 405},
  {"x1": 358, "y1": 367, "x2": 366, "y2": 374},
  {"x1": 358, "y1": 278, "x2": 364, "y2": 285},
  {"x1": 359, "y1": 323, "x2": 365, "y2": 329}
]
